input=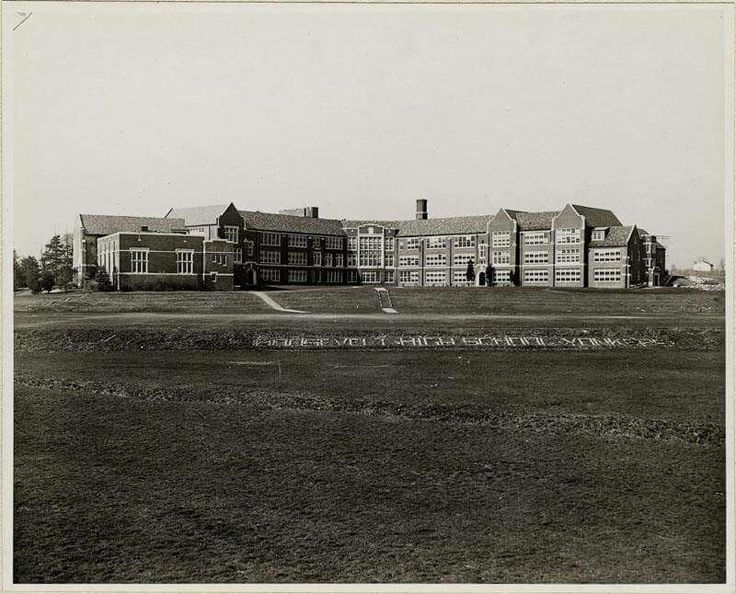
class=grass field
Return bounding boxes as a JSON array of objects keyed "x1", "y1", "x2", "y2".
[{"x1": 13, "y1": 288, "x2": 726, "y2": 583}]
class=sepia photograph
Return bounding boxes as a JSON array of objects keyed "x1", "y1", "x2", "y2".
[{"x1": 3, "y1": 1, "x2": 733, "y2": 588}]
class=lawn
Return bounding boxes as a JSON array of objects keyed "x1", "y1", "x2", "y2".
[{"x1": 13, "y1": 305, "x2": 726, "y2": 583}]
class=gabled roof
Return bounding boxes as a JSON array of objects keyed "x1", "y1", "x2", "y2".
[
  {"x1": 570, "y1": 205, "x2": 622, "y2": 227},
  {"x1": 79, "y1": 214, "x2": 186, "y2": 236},
  {"x1": 165, "y1": 204, "x2": 231, "y2": 227},
  {"x1": 240, "y1": 210, "x2": 346, "y2": 235},
  {"x1": 588, "y1": 225, "x2": 635, "y2": 248},
  {"x1": 343, "y1": 215, "x2": 495, "y2": 236},
  {"x1": 514, "y1": 211, "x2": 558, "y2": 231}
]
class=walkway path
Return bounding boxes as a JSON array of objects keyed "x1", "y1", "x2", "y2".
[{"x1": 252, "y1": 292, "x2": 307, "y2": 314}]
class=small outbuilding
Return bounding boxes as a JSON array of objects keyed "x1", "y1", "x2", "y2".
[{"x1": 693, "y1": 260, "x2": 714, "y2": 273}]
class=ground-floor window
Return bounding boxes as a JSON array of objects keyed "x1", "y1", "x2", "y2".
[
  {"x1": 325, "y1": 269, "x2": 342, "y2": 283},
  {"x1": 425, "y1": 270, "x2": 448, "y2": 286},
  {"x1": 361, "y1": 271, "x2": 379, "y2": 284},
  {"x1": 288, "y1": 269, "x2": 308, "y2": 283},
  {"x1": 492, "y1": 269, "x2": 512, "y2": 284},
  {"x1": 399, "y1": 270, "x2": 419, "y2": 286},
  {"x1": 452, "y1": 270, "x2": 472, "y2": 285},
  {"x1": 593, "y1": 268, "x2": 622, "y2": 283},
  {"x1": 131, "y1": 249, "x2": 148, "y2": 274},
  {"x1": 523, "y1": 269, "x2": 549, "y2": 284},
  {"x1": 555, "y1": 268, "x2": 581, "y2": 283},
  {"x1": 385, "y1": 269, "x2": 395, "y2": 283},
  {"x1": 347, "y1": 270, "x2": 358, "y2": 283},
  {"x1": 176, "y1": 250, "x2": 194, "y2": 274},
  {"x1": 260, "y1": 267, "x2": 280, "y2": 283}
]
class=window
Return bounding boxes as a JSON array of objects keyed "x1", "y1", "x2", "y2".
[
  {"x1": 556, "y1": 228, "x2": 581, "y2": 244},
  {"x1": 245, "y1": 241, "x2": 254, "y2": 257},
  {"x1": 347, "y1": 236, "x2": 357, "y2": 251},
  {"x1": 492, "y1": 233, "x2": 511, "y2": 248},
  {"x1": 399, "y1": 270, "x2": 420, "y2": 285},
  {"x1": 406, "y1": 238, "x2": 420, "y2": 250},
  {"x1": 288, "y1": 269, "x2": 307, "y2": 283},
  {"x1": 594, "y1": 269, "x2": 622, "y2": 283},
  {"x1": 479, "y1": 244, "x2": 488, "y2": 263},
  {"x1": 131, "y1": 249, "x2": 148, "y2": 274},
  {"x1": 358, "y1": 236, "x2": 382, "y2": 267},
  {"x1": 425, "y1": 253, "x2": 447, "y2": 267},
  {"x1": 453, "y1": 253, "x2": 475, "y2": 266},
  {"x1": 492, "y1": 251, "x2": 510, "y2": 265},
  {"x1": 524, "y1": 232, "x2": 548, "y2": 245},
  {"x1": 288, "y1": 234, "x2": 308, "y2": 248},
  {"x1": 361, "y1": 271, "x2": 379, "y2": 284},
  {"x1": 425, "y1": 271, "x2": 448, "y2": 286},
  {"x1": 385, "y1": 270, "x2": 395, "y2": 283},
  {"x1": 313, "y1": 251, "x2": 322, "y2": 266},
  {"x1": 347, "y1": 270, "x2": 358, "y2": 283},
  {"x1": 325, "y1": 236, "x2": 343, "y2": 250},
  {"x1": 385, "y1": 237, "x2": 395, "y2": 252},
  {"x1": 492, "y1": 269, "x2": 512, "y2": 284},
  {"x1": 555, "y1": 269, "x2": 581, "y2": 283},
  {"x1": 335, "y1": 253, "x2": 344, "y2": 267},
  {"x1": 454, "y1": 235, "x2": 476, "y2": 248},
  {"x1": 592, "y1": 228, "x2": 608, "y2": 241},
  {"x1": 592, "y1": 249, "x2": 622, "y2": 263},
  {"x1": 224, "y1": 226, "x2": 239, "y2": 243},
  {"x1": 260, "y1": 250, "x2": 281, "y2": 264},
  {"x1": 325, "y1": 253, "x2": 333, "y2": 267},
  {"x1": 523, "y1": 269, "x2": 549, "y2": 284},
  {"x1": 190, "y1": 227, "x2": 207, "y2": 237},
  {"x1": 260, "y1": 232, "x2": 281, "y2": 247},
  {"x1": 556, "y1": 248, "x2": 580, "y2": 264},
  {"x1": 347, "y1": 253, "x2": 357, "y2": 267},
  {"x1": 427, "y1": 236, "x2": 446, "y2": 249},
  {"x1": 325, "y1": 269, "x2": 342, "y2": 283},
  {"x1": 399, "y1": 255, "x2": 420, "y2": 267},
  {"x1": 384, "y1": 252, "x2": 395, "y2": 267},
  {"x1": 523, "y1": 251, "x2": 549, "y2": 265},
  {"x1": 233, "y1": 248, "x2": 243, "y2": 264},
  {"x1": 260, "y1": 267, "x2": 280, "y2": 282},
  {"x1": 176, "y1": 250, "x2": 194, "y2": 274},
  {"x1": 453, "y1": 270, "x2": 472, "y2": 284},
  {"x1": 288, "y1": 252, "x2": 307, "y2": 265}
]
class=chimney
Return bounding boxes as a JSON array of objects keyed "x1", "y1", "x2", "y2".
[{"x1": 416, "y1": 198, "x2": 428, "y2": 220}]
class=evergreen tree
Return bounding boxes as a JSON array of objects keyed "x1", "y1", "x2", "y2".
[
  {"x1": 19, "y1": 256, "x2": 41, "y2": 294},
  {"x1": 465, "y1": 259, "x2": 475, "y2": 283},
  {"x1": 40, "y1": 234, "x2": 73, "y2": 291},
  {"x1": 95, "y1": 266, "x2": 112, "y2": 292},
  {"x1": 40, "y1": 270, "x2": 55, "y2": 293},
  {"x1": 13, "y1": 251, "x2": 24, "y2": 290},
  {"x1": 485, "y1": 264, "x2": 493, "y2": 287}
]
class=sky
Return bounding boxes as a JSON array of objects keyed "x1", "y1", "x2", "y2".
[{"x1": 6, "y1": 2, "x2": 729, "y2": 269}]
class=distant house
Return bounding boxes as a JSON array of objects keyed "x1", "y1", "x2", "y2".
[{"x1": 693, "y1": 260, "x2": 714, "y2": 273}]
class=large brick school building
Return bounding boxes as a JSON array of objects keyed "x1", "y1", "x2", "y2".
[{"x1": 73, "y1": 200, "x2": 667, "y2": 290}]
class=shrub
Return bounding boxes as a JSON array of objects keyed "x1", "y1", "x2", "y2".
[
  {"x1": 95, "y1": 267, "x2": 113, "y2": 292},
  {"x1": 40, "y1": 271, "x2": 55, "y2": 293}
]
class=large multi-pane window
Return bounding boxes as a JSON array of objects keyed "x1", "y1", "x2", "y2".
[
  {"x1": 288, "y1": 234, "x2": 308, "y2": 248},
  {"x1": 399, "y1": 255, "x2": 420, "y2": 267},
  {"x1": 385, "y1": 270, "x2": 395, "y2": 283},
  {"x1": 176, "y1": 250, "x2": 194, "y2": 274},
  {"x1": 385, "y1": 237, "x2": 395, "y2": 252},
  {"x1": 260, "y1": 268, "x2": 280, "y2": 282},
  {"x1": 591, "y1": 229, "x2": 607, "y2": 241},
  {"x1": 523, "y1": 232, "x2": 548, "y2": 245},
  {"x1": 335, "y1": 253, "x2": 344, "y2": 267},
  {"x1": 453, "y1": 270, "x2": 472, "y2": 284},
  {"x1": 556, "y1": 228, "x2": 581, "y2": 244},
  {"x1": 385, "y1": 252, "x2": 395, "y2": 267},
  {"x1": 523, "y1": 270, "x2": 549, "y2": 284},
  {"x1": 361, "y1": 271, "x2": 379, "y2": 284},
  {"x1": 131, "y1": 249, "x2": 148, "y2": 274},
  {"x1": 426, "y1": 236, "x2": 446, "y2": 249},
  {"x1": 260, "y1": 232, "x2": 281, "y2": 246},
  {"x1": 359, "y1": 236, "x2": 382, "y2": 267},
  {"x1": 347, "y1": 236, "x2": 357, "y2": 251},
  {"x1": 325, "y1": 236, "x2": 343, "y2": 250},
  {"x1": 492, "y1": 233, "x2": 511, "y2": 248},
  {"x1": 233, "y1": 248, "x2": 243, "y2": 264},
  {"x1": 523, "y1": 251, "x2": 549, "y2": 265},
  {"x1": 492, "y1": 269, "x2": 512, "y2": 284},
  {"x1": 592, "y1": 249, "x2": 623, "y2": 262},
  {"x1": 406, "y1": 238, "x2": 420, "y2": 250},
  {"x1": 325, "y1": 253, "x2": 333, "y2": 267},
  {"x1": 492, "y1": 251, "x2": 510, "y2": 265},
  {"x1": 454, "y1": 235, "x2": 476, "y2": 248},
  {"x1": 425, "y1": 253, "x2": 446, "y2": 267},
  {"x1": 260, "y1": 250, "x2": 281, "y2": 264},
  {"x1": 313, "y1": 251, "x2": 322, "y2": 266},
  {"x1": 556, "y1": 248, "x2": 580, "y2": 264},
  {"x1": 288, "y1": 252, "x2": 307, "y2": 265},
  {"x1": 555, "y1": 269, "x2": 581, "y2": 283},
  {"x1": 347, "y1": 253, "x2": 357, "y2": 267},
  {"x1": 288, "y1": 269, "x2": 308, "y2": 283},
  {"x1": 425, "y1": 271, "x2": 447, "y2": 286},
  {"x1": 224, "y1": 226, "x2": 239, "y2": 243},
  {"x1": 593, "y1": 269, "x2": 622, "y2": 283},
  {"x1": 453, "y1": 253, "x2": 475, "y2": 266},
  {"x1": 399, "y1": 270, "x2": 420, "y2": 285},
  {"x1": 479, "y1": 244, "x2": 488, "y2": 263},
  {"x1": 325, "y1": 270, "x2": 342, "y2": 283}
]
